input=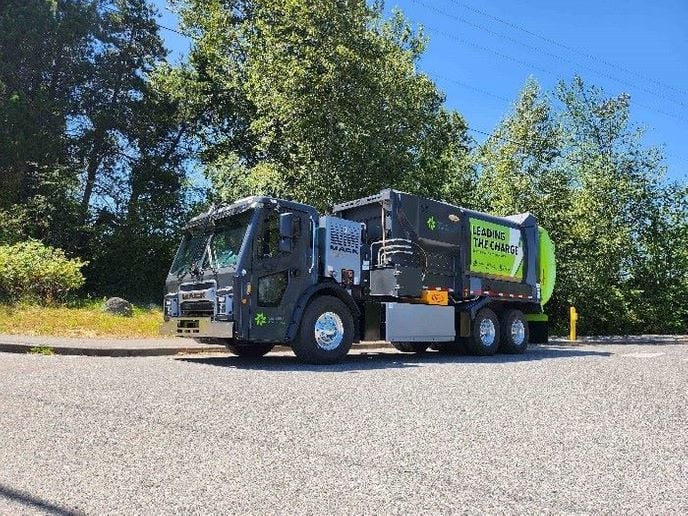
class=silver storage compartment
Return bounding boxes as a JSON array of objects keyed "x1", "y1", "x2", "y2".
[{"x1": 384, "y1": 303, "x2": 455, "y2": 342}]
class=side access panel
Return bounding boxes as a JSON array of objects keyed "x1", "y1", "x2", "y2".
[{"x1": 383, "y1": 303, "x2": 455, "y2": 342}]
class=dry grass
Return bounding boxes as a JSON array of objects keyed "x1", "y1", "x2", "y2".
[{"x1": 0, "y1": 300, "x2": 163, "y2": 339}]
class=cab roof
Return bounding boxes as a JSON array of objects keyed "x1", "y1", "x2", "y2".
[{"x1": 184, "y1": 196, "x2": 318, "y2": 231}]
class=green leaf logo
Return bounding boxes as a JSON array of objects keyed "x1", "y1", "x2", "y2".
[
  {"x1": 255, "y1": 312, "x2": 268, "y2": 326},
  {"x1": 426, "y1": 216, "x2": 437, "y2": 231}
]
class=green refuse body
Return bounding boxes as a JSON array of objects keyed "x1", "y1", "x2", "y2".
[
  {"x1": 333, "y1": 190, "x2": 556, "y2": 311},
  {"x1": 538, "y1": 227, "x2": 556, "y2": 306}
]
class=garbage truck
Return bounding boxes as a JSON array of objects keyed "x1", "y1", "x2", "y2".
[{"x1": 161, "y1": 189, "x2": 556, "y2": 364}]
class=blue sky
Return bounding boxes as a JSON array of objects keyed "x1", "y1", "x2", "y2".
[{"x1": 153, "y1": 0, "x2": 687, "y2": 181}]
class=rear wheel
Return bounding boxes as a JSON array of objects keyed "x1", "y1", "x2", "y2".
[
  {"x1": 392, "y1": 342, "x2": 429, "y2": 353},
  {"x1": 465, "y1": 307, "x2": 500, "y2": 356},
  {"x1": 226, "y1": 342, "x2": 274, "y2": 358},
  {"x1": 292, "y1": 296, "x2": 354, "y2": 364},
  {"x1": 499, "y1": 309, "x2": 528, "y2": 354}
]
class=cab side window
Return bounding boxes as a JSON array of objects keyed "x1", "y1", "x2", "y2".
[
  {"x1": 258, "y1": 271, "x2": 288, "y2": 306},
  {"x1": 258, "y1": 212, "x2": 280, "y2": 258}
]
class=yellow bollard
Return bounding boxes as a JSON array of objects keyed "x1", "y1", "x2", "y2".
[{"x1": 569, "y1": 306, "x2": 578, "y2": 341}]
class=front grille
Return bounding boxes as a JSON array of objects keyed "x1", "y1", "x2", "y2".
[
  {"x1": 180, "y1": 300, "x2": 214, "y2": 317},
  {"x1": 328, "y1": 219, "x2": 361, "y2": 254},
  {"x1": 180, "y1": 281, "x2": 215, "y2": 292}
]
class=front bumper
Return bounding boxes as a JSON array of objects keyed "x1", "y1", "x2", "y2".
[{"x1": 160, "y1": 317, "x2": 234, "y2": 339}]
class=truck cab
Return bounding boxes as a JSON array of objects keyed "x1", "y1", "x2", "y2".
[{"x1": 161, "y1": 195, "x2": 361, "y2": 362}]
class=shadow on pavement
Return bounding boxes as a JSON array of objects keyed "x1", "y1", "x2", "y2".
[
  {"x1": 0, "y1": 483, "x2": 78, "y2": 516},
  {"x1": 177, "y1": 345, "x2": 613, "y2": 372}
]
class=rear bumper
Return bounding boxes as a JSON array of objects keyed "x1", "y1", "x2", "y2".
[{"x1": 160, "y1": 318, "x2": 234, "y2": 339}]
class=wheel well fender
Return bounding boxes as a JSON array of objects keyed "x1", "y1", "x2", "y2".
[
  {"x1": 287, "y1": 282, "x2": 361, "y2": 342},
  {"x1": 455, "y1": 296, "x2": 494, "y2": 320},
  {"x1": 456, "y1": 298, "x2": 539, "y2": 319}
]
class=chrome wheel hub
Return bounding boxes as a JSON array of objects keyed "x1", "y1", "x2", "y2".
[
  {"x1": 479, "y1": 318, "x2": 496, "y2": 346},
  {"x1": 314, "y1": 312, "x2": 344, "y2": 351},
  {"x1": 511, "y1": 319, "x2": 526, "y2": 346}
]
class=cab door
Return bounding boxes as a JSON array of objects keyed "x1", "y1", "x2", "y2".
[{"x1": 248, "y1": 207, "x2": 313, "y2": 342}]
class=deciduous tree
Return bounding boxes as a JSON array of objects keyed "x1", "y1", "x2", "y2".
[{"x1": 176, "y1": 0, "x2": 475, "y2": 210}]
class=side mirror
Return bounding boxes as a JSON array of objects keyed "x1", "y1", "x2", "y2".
[{"x1": 279, "y1": 212, "x2": 295, "y2": 252}]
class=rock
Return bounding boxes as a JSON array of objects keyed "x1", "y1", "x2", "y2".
[{"x1": 103, "y1": 297, "x2": 133, "y2": 317}]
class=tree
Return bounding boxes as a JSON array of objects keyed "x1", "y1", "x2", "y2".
[
  {"x1": 476, "y1": 77, "x2": 570, "y2": 227},
  {"x1": 0, "y1": 0, "x2": 96, "y2": 242},
  {"x1": 84, "y1": 64, "x2": 201, "y2": 301},
  {"x1": 0, "y1": 0, "x2": 196, "y2": 301},
  {"x1": 73, "y1": 0, "x2": 166, "y2": 224},
  {"x1": 176, "y1": 0, "x2": 475, "y2": 210},
  {"x1": 554, "y1": 77, "x2": 670, "y2": 334},
  {"x1": 478, "y1": 76, "x2": 686, "y2": 334},
  {"x1": 624, "y1": 181, "x2": 688, "y2": 333}
]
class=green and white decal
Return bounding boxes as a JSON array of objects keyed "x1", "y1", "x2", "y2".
[
  {"x1": 255, "y1": 312, "x2": 268, "y2": 326},
  {"x1": 469, "y1": 218, "x2": 524, "y2": 281}
]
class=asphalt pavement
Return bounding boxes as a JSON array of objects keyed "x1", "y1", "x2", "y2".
[{"x1": 0, "y1": 343, "x2": 686, "y2": 514}]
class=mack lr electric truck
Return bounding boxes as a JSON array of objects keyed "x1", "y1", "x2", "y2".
[{"x1": 161, "y1": 189, "x2": 556, "y2": 364}]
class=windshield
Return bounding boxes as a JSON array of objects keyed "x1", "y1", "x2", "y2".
[
  {"x1": 170, "y1": 232, "x2": 206, "y2": 275},
  {"x1": 203, "y1": 211, "x2": 253, "y2": 269},
  {"x1": 170, "y1": 210, "x2": 253, "y2": 275}
]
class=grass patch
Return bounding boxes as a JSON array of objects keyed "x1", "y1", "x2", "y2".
[
  {"x1": 28, "y1": 346, "x2": 55, "y2": 355},
  {"x1": 0, "y1": 299, "x2": 163, "y2": 339}
]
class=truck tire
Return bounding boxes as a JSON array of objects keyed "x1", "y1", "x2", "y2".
[
  {"x1": 292, "y1": 295, "x2": 354, "y2": 364},
  {"x1": 499, "y1": 309, "x2": 529, "y2": 354},
  {"x1": 226, "y1": 342, "x2": 275, "y2": 357},
  {"x1": 465, "y1": 307, "x2": 500, "y2": 356},
  {"x1": 392, "y1": 342, "x2": 429, "y2": 353}
]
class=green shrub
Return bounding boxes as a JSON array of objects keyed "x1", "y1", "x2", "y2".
[{"x1": 0, "y1": 240, "x2": 87, "y2": 302}]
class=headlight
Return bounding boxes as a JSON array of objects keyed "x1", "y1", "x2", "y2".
[
  {"x1": 164, "y1": 295, "x2": 179, "y2": 317},
  {"x1": 217, "y1": 294, "x2": 231, "y2": 315}
]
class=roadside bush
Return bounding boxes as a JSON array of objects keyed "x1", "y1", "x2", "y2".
[
  {"x1": 0, "y1": 207, "x2": 27, "y2": 245},
  {"x1": 0, "y1": 240, "x2": 87, "y2": 302}
]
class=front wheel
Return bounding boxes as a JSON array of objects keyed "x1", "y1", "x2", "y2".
[
  {"x1": 292, "y1": 296, "x2": 354, "y2": 364},
  {"x1": 226, "y1": 342, "x2": 275, "y2": 358},
  {"x1": 465, "y1": 307, "x2": 500, "y2": 356}
]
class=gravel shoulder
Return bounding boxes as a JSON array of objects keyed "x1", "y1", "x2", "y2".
[{"x1": 0, "y1": 343, "x2": 686, "y2": 514}]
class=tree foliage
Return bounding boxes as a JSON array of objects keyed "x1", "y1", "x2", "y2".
[
  {"x1": 477, "y1": 76, "x2": 687, "y2": 334},
  {"x1": 176, "y1": 0, "x2": 475, "y2": 210},
  {"x1": 0, "y1": 0, "x2": 193, "y2": 300},
  {"x1": 0, "y1": 0, "x2": 93, "y2": 242}
]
